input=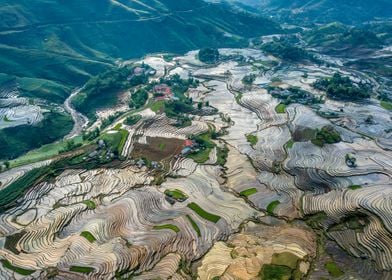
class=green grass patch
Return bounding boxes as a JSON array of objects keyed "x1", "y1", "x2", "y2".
[
  {"x1": 187, "y1": 202, "x2": 221, "y2": 223},
  {"x1": 267, "y1": 200, "x2": 280, "y2": 215},
  {"x1": 259, "y1": 264, "x2": 292, "y2": 280},
  {"x1": 187, "y1": 147, "x2": 212, "y2": 163},
  {"x1": 153, "y1": 224, "x2": 180, "y2": 233},
  {"x1": 240, "y1": 188, "x2": 258, "y2": 197},
  {"x1": 380, "y1": 101, "x2": 392, "y2": 111},
  {"x1": 187, "y1": 130, "x2": 216, "y2": 164},
  {"x1": 82, "y1": 200, "x2": 96, "y2": 210},
  {"x1": 275, "y1": 103, "x2": 287, "y2": 114},
  {"x1": 186, "y1": 215, "x2": 201, "y2": 237},
  {"x1": 113, "y1": 123, "x2": 122, "y2": 130},
  {"x1": 100, "y1": 129, "x2": 129, "y2": 155},
  {"x1": 1, "y1": 260, "x2": 35, "y2": 276},
  {"x1": 285, "y1": 139, "x2": 294, "y2": 149},
  {"x1": 195, "y1": 131, "x2": 215, "y2": 147},
  {"x1": 10, "y1": 136, "x2": 84, "y2": 168},
  {"x1": 271, "y1": 252, "x2": 300, "y2": 269},
  {"x1": 117, "y1": 129, "x2": 129, "y2": 155},
  {"x1": 246, "y1": 134, "x2": 258, "y2": 146},
  {"x1": 159, "y1": 143, "x2": 166, "y2": 151},
  {"x1": 325, "y1": 261, "x2": 344, "y2": 277},
  {"x1": 164, "y1": 189, "x2": 188, "y2": 201},
  {"x1": 80, "y1": 231, "x2": 96, "y2": 243},
  {"x1": 150, "y1": 100, "x2": 165, "y2": 113},
  {"x1": 348, "y1": 185, "x2": 362, "y2": 190},
  {"x1": 70, "y1": 266, "x2": 94, "y2": 274}
]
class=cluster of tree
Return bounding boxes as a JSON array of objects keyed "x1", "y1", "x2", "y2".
[
  {"x1": 260, "y1": 37, "x2": 321, "y2": 64},
  {"x1": 269, "y1": 86, "x2": 324, "y2": 106},
  {"x1": 190, "y1": 132, "x2": 215, "y2": 151},
  {"x1": 164, "y1": 99, "x2": 194, "y2": 127},
  {"x1": 165, "y1": 99, "x2": 193, "y2": 116},
  {"x1": 83, "y1": 128, "x2": 100, "y2": 141},
  {"x1": 345, "y1": 153, "x2": 357, "y2": 168},
  {"x1": 129, "y1": 88, "x2": 148, "y2": 109},
  {"x1": 311, "y1": 125, "x2": 342, "y2": 147},
  {"x1": 59, "y1": 139, "x2": 82, "y2": 154},
  {"x1": 242, "y1": 74, "x2": 256, "y2": 86},
  {"x1": 197, "y1": 101, "x2": 210, "y2": 110},
  {"x1": 313, "y1": 73, "x2": 370, "y2": 101},
  {"x1": 378, "y1": 91, "x2": 391, "y2": 103},
  {"x1": 198, "y1": 48, "x2": 220, "y2": 64},
  {"x1": 124, "y1": 114, "x2": 142, "y2": 126},
  {"x1": 100, "y1": 111, "x2": 125, "y2": 130},
  {"x1": 158, "y1": 74, "x2": 199, "y2": 100}
]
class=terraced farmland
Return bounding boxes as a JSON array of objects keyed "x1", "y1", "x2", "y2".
[{"x1": 0, "y1": 48, "x2": 391, "y2": 279}]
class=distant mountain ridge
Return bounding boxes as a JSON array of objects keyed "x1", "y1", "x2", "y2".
[
  {"x1": 222, "y1": 0, "x2": 392, "y2": 24},
  {"x1": 0, "y1": 0, "x2": 281, "y2": 101}
]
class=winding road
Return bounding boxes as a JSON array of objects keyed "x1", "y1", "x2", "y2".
[{"x1": 64, "y1": 88, "x2": 89, "y2": 139}]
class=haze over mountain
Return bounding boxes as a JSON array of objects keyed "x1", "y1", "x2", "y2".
[{"x1": 0, "y1": 0, "x2": 280, "y2": 98}]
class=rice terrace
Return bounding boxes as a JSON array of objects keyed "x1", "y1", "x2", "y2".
[{"x1": 0, "y1": 0, "x2": 391, "y2": 279}]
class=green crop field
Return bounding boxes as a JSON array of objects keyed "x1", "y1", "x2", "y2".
[
  {"x1": 240, "y1": 188, "x2": 258, "y2": 197},
  {"x1": 275, "y1": 103, "x2": 287, "y2": 114},
  {"x1": 80, "y1": 231, "x2": 96, "y2": 243},
  {"x1": 267, "y1": 200, "x2": 280, "y2": 215},
  {"x1": 187, "y1": 202, "x2": 221, "y2": 223},
  {"x1": 186, "y1": 215, "x2": 201, "y2": 237},
  {"x1": 153, "y1": 224, "x2": 180, "y2": 233}
]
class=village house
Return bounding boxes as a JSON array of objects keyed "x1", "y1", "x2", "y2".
[
  {"x1": 180, "y1": 139, "x2": 198, "y2": 156},
  {"x1": 133, "y1": 67, "x2": 145, "y2": 76},
  {"x1": 153, "y1": 84, "x2": 173, "y2": 101}
]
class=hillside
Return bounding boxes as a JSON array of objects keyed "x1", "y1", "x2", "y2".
[
  {"x1": 0, "y1": 0, "x2": 281, "y2": 103},
  {"x1": 225, "y1": 0, "x2": 392, "y2": 24},
  {"x1": 302, "y1": 23, "x2": 385, "y2": 56}
]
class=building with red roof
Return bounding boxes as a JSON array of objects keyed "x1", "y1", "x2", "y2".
[{"x1": 184, "y1": 139, "x2": 193, "y2": 147}]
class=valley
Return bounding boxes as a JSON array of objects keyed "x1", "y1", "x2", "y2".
[{"x1": 0, "y1": 1, "x2": 391, "y2": 279}]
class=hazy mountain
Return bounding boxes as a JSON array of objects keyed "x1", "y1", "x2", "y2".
[{"x1": 0, "y1": 0, "x2": 281, "y2": 101}]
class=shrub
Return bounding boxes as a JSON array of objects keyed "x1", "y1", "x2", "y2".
[
  {"x1": 246, "y1": 134, "x2": 258, "y2": 146},
  {"x1": 124, "y1": 114, "x2": 142, "y2": 126},
  {"x1": 198, "y1": 48, "x2": 220, "y2": 64},
  {"x1": 129, "y1": 88, "x2": 148, "y2": 109},
  {"x1": 325, "y1": 261, "x2": 344, "y2": 277},
  {"x1": 242, "y1": 74, "x2": 256, "y2": 85},
  {"x1": 312, "y1": 126, "x2": 341, "y2": 147}
]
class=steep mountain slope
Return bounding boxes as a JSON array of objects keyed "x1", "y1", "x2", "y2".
[{"x1": 0, "y1": 0, "x2": 281, "y2": 102}]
